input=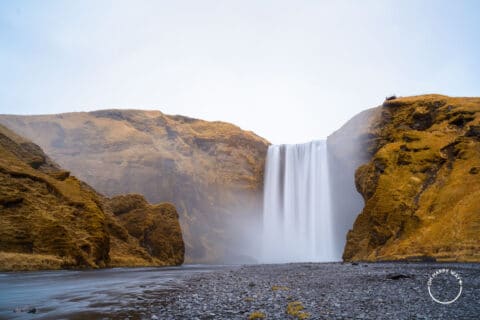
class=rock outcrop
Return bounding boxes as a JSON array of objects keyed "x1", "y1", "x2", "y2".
[
  {"x1": 0, "y1": 110, "x2": 269, "y2": 262},
  {"x1": 343, "y1": 95, "x2": 480, "y2": 262},
  {"x1": 0, "y1": 124, "x2": 184, "y2": 271},
  {"x1": 107, "y1": 194, "x2": 184, "y2": 266}
]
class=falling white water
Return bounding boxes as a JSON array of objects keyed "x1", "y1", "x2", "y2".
[{"x1": 261, "y1": 140, "x2": 335, "y2": 263}]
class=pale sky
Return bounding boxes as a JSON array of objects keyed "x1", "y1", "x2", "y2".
[{"x1": 1, "y1": 0, "x2": 479, "y2": 143}]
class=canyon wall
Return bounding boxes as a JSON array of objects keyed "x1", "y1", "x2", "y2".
[
  {"x1": 0, "y1": 110, "x2": 269, "y2": 263},
  {"x1": 0, "y1": 124, "x2": 184, "y2": 271},
  {"x1": 343, "y1": 95, "x2": 480, "y2": 262},
  {"x1": 4, "y1": 95, "x2": 475, "y2": 265}
]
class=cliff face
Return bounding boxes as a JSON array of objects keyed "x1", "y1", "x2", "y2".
[
  {"x1": 0, "y1": 124, "x2": 184, "y2": 271},
  {"x1": 0, "y1": 110, "x2": 269, "y2": 263},
  {"x1": 344, "y1": 95, "x2": 480, "y2": 262},
  {"x1": 107, "y1": 194, "x2": 184, "y2": 266},
  {"x1": 327, "y1": 107, "x2": 381, "y2": 258}
]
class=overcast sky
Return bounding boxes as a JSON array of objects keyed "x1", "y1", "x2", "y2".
[{"x1": 1, "y1": 1, "x2": 479, "y2": 143}]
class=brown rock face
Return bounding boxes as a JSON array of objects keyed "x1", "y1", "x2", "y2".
[
  {"x1": 0, "y1": 124, "x2": 184, "y2": 271},
  {"x1": 343, "y1": 95, "x2": 480, "y2": 262},
  {"x1": 0, "y1": 110, "x2": 269, "y2": 262},
  {"x1": 0, "y1": 124, "x2": 109, "y2": 270},
  {"x1": 107, "y1": 194, "x2": 184, "y2": 266}
]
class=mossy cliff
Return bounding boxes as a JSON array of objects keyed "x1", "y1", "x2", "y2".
[
  {"x1": 343, "y1": 95, "x2": 480, "y2": 262},
  {"x1": 107, "y1": 194, "x2": 184, "y2": 266},
  {"x1": 0, "y1": 110, "x2": 269, "y2": 263},
  {"x1": 0, "y1": 124, "x2": 184, "y2": 271}
]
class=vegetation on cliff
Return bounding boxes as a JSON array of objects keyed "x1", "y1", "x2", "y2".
[
  {"x1": 107, "y1": 194, "x2": 184, "y2": 266},
  {"x1": 344, "y1": 95, "x2": 480, "y2": 262},
  {"x1": 0, "y1": 124, "x2": 184, "y2": 271},
  {"x1": 0, "y1": 110, "x2": 269, "y2": 263}
]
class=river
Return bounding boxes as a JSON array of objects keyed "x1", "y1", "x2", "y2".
[{"x1": 0, "y1": 265, "x2": 231, "y2": 319}]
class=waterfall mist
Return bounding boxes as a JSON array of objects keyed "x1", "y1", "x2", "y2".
[
  {"x1": 261, "y1": 140, "x2": 337, "y2": 263},
  {"x1": 327, "y1": 107, "x2": 378, "y2": 259}
]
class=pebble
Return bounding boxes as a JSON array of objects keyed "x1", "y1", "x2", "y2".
[
  {"x1": 118, "y1": 262, "x2": 480, "y2": 319},
  {"x1": 81, "y1": 262, "x2": 480, "y2": 320}
]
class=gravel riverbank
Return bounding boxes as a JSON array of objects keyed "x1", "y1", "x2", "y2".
[
  {"x1": 150, "y1": 262, "x2": 480, "y2": 320},
  {"x1": 2, "y1": 263, "x2": 478, "y2": 319}
]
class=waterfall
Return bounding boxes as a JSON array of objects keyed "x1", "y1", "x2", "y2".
[{"x1": 261, "y1": 140, "x2": 336, "y2": 263}]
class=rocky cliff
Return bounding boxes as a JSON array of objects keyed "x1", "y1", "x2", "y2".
[
  {"x1": 327, "y1": 107, "x2": 380, "y2": 258},
  {"x1": 343, "y1": 95, "x2": 480, "y2": 262},
  {"x1": 0, "y1": 110, "x2": 269, "y2": 263},
  {"x1": 0, "y1": 124, "x2": 184, "y2": 271},
  {"x1": 107, "y1": 194, "x2": 184, "y2": 266}
]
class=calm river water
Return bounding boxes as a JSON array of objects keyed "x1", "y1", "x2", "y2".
[{"x1": 0, "y1": 264, "x2": 230, "y2": 319}]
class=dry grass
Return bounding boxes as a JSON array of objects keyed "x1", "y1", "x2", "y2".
[
  {"x1": 286, "y1": 301, "x2": 310, "y2": 319},
  {"x1": 107, "y1": 256, "x2": 159, "y2": 268},
  {"x1": 248, "y1": 311, "x2": 266, "y2": 319},
  {"x1": 0, "y1": 252, "x2": 74, "y2": 271},
  {"x1": 271, "y1": 285, "x2": 290, "y2": 291}
]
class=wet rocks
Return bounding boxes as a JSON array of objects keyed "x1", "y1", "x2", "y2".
[{"x1": 386, "y1": 273, "x2": 413, "y2": 280}]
